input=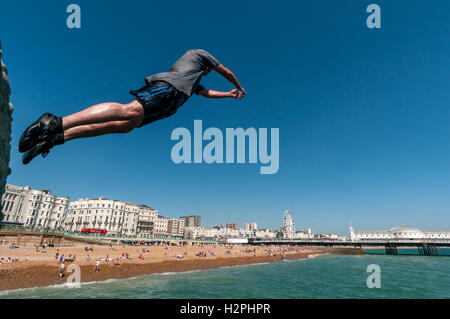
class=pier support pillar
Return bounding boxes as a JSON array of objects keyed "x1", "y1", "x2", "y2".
[
  {"x1": 422, "y1": 244, "x2": 438, "y2": 256},
  {"x1": 385, "y1": 244, "x2": 398, "y2": 255}
]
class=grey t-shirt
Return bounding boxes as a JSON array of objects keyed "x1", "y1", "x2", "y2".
[{"x1": 145, "y1": 49, "x2": 220, "y2": 97}]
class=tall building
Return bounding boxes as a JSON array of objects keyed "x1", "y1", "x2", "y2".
[
  {"x1": 64, "y1": 197, "x2": 158, "y2": 237},
  {"x1": 245, "y1": 223, "x2": 258, "y2": 231},
  {"x1": 1, "y1": 184, "x2": 69, "y2": 229},
  {"x1": 180, "y1": 215, "x2": 201, "y2": 227},
  {"x1": 168, "y1": 218, "x2": 185, "y2": 238},
  {"x1": 154, "y1": 216, "x2": 190, "y2": 238},
  {"x1": 226, "y1": 223, "x2": 238, "y2": 230}
]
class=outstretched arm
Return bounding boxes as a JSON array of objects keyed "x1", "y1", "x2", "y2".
[
  {"x1": 213, "y1": 64, "x2": 246, "y2": 96},
  {"x1": 198, "y1": 88, "x2": 244, "y2": 99}
]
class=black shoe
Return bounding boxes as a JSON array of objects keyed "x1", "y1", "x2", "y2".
[
  {"x1": 19, "y1": 113, "x2": 62, "y2": 153},
  {"x1": 22, "y1": 140, "x2": 53, "y2": 165}
]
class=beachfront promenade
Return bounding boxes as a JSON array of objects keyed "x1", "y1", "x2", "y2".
[{"x1": 0, "y1": 227, "x2": 218, "y2": 247}]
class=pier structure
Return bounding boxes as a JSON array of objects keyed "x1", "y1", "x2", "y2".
[{"x1": 247, "y1": 238, "x2": 450, "y2": 256}]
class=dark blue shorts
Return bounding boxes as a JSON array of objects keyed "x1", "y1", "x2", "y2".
[{"x1": 129, "y1": 81, "x2": 188, "y2": 127}]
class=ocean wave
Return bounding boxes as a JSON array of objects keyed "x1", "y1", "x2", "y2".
[
  {"x1": 156, "y1": 269, "x2": 203, "y2": 276},
  {"x1": 308, "y1": 253, "x2": 329, "y2": 259},
  {"x1": 0, "y1": 277, "x2": 122, "y2": 296}
]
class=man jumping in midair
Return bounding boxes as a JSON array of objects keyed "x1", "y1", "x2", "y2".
[{"x1": 19, "y1": 49, "x2": 246, "y2": 164}]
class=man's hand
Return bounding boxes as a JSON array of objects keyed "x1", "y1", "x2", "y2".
[
  {"x1": 237, "y1": 87, "x2": 247, "y2": 96},
  {"x1": 229, "y1": 89, "x2": 245, "y2": 99}
]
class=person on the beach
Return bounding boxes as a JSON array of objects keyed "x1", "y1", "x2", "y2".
[
  {"x1": 19, "y1": 49, "x2": 246, "y2": 164},
  {"x1": 59, "y1": 262, "x2": 65, "y2": 278},
  {"x1": 94, "y1": 260, "x2": 100, "y2": 272}
]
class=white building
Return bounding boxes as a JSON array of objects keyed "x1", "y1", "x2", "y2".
[
  {"x1": 186, "y1": 226, "x2": 224, "y2": 239},
  {"x1": 184, "y1": 226, "x2": 200, "y2": 239},
  {"x1": 136, "y1": 205, "x2": 158, "y2": 237},
  {"x1": 185, "y1": 226, "x2": 277, "y2": 240},
  {"x1": 254, "y1": 228, "x2": 277, "y2": 239},
  {"x1": 1, "y1": 184, "x2": 69, "y2": 229},
  {"x1": 64, "y1": 197, "x2": 157, "y2": 237},
  {"x1": 350, "y1": 225, "x2": 450, "y2": 241},
  {"x1": 245, "y1": 223, "x2": 258, "y2": 231},
  {"x1": 151, "y1": 216, "x2": 187, "y2": 238},
  {"x1": 294, "y1": 230, "x2": 314, "y2": 239},
  {"x1": 153, "y1": 216, "x2": 169, "y2": 238}
]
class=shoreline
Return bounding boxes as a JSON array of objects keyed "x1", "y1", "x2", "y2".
[
  {"x1": 0, "y1": 251, "x2": 321, "y2": 293},
  {"x1": 0, "y1": 244, "x2": 363, "y2": 293}
]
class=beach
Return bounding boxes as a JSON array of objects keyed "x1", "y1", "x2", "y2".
[{"x1": 0, "y1": 243, "x2": 328, "y2": 292}]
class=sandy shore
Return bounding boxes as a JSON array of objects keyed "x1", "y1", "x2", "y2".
[{"x1": 0, "y1": 243, "x2": 326, "y2": 292}]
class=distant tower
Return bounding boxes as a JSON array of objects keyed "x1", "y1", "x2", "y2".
[
  {"x1": 283, "y1": 210, "x2": 295, "y2": 239},
  {"x1": 349, "y1": 225, "x2": 356, "y2": 241}
]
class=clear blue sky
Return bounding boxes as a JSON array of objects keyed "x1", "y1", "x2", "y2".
[{"x1": 1, "y1": 0, "x2": 449, "y2": 235}]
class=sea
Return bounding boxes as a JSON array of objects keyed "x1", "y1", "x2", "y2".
[{"x1": 1, "y1": 253, "x2": 449, "y2": 299}]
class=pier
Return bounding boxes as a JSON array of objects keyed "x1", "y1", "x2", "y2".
[{"x1": 247, "y1": 238, "x2": 450, "y2": 256}]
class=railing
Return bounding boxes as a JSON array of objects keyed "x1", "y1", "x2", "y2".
[
  {"x1": 0, "y1": 224, "x2": 218, "y2": 244},
  {"x1": 0, "y1": 224, "x2": 56, "y2": 233}
]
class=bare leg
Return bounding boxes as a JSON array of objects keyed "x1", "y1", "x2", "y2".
[
  {"x1": 62, "y1": 100, "x2": 144, "y2": 130},
  {"x1": 64, "y1": 120, "x2": 138, "y2": 142}
]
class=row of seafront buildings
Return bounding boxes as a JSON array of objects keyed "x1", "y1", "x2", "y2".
[
  {"x1": 0, "y1": 183, "x2": 287, "y2": 240},
  {"x1": 4, "y1": 183, "x2": 450, "y2": 241},
  {"x1": 2, "y1": 184, "x2": 69, "y2": 230},
  {"x1": 1, "y1": 184, "x2": 190, "y2": 238},
  {"x1": 1, "y1": 184, "x2": 311, "y2": 240}
]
